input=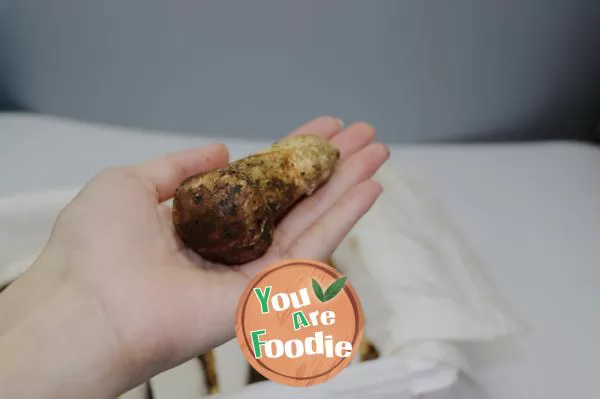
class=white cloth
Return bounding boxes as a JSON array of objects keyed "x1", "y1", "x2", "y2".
[{"x1": 0, "y1": 160, "x2": 521, "y2": 398}]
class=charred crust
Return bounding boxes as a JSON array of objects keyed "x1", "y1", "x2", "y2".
[
  {"x1": 267, "y1": 200, "x2": 278, "y2": 212},
  {"x1": 269, "y1": 178, "x2": 285, "y2": 190},
  {"x1": 217, "y1": 197, "x2": 238, "y2": 217},
  {"x1": 262, "y1": 225, "x2": 272, "y2": 243}
]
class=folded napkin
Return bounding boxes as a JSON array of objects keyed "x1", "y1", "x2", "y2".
[{"x1": 0, "y1": 163, "x2": 522, "y2": 399}]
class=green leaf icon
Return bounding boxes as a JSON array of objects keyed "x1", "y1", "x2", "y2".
[
  {"x1": 312, "y1": 278, "x2": 325, "y2": 302},
  {"x1": 323, "y1": 276, "x2": 347, "y2": 301},
  {"x1": 312, "y1": 276, "x2": 348, "y2": 302}
]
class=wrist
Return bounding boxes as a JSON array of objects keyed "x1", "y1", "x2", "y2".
[{"x1": 0, "y1": 278, "x2": 127, "y2": 398}]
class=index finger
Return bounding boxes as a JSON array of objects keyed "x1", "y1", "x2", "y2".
[{"x1": 288, "y1": 116, "x2": 344, "y2": 139}]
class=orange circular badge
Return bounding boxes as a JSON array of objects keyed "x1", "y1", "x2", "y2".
[{"x1": 235, "y1": 259, "x2": 364, "y2": 387}]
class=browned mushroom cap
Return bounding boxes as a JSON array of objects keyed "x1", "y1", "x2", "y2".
[
  {"x1": 172, "y1": 134, "x2": 339, "y2": 265},
  {"x1": 173, "y1": 167, "x2": 274, "y2": 265}
]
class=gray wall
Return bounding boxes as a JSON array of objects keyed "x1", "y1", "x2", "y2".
[
  {"x1": 3, "y1": 0, "x2": 600, "y2": 142},
  {"x1": 0, "y1": 2, "x2": 10, "y2": 109}
]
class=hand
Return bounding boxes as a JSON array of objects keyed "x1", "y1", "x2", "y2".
[{"x1": 0, "y1": 117, "x2": 389, "y2": 398}]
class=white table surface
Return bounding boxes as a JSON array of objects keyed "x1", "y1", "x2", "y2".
[{"x1": 2, "y1": 113, "x2": 600, "y2": 399}]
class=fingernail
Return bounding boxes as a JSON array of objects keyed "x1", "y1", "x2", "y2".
[{"x1": 337, "y1": 118, "x2": 345, "y2": 128}]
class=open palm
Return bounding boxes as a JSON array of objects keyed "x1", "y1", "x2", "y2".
[{"x1": 0, "y1": 117, "x2": 388, "y2": 396}]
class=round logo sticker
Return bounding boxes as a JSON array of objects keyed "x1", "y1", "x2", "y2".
[{"x1": 235, "y1": 259, "x2": 364, "y2": 387}]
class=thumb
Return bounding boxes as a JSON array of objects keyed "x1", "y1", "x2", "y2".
[{"x1": 130, "y1": 143, "x2": 230, "y2": 202}]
